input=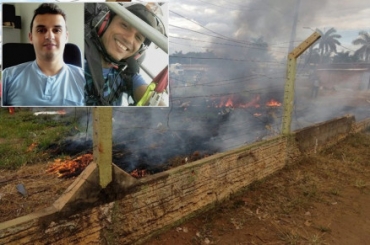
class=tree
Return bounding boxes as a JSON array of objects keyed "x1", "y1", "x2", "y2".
[
  {"x1": 352, "y1": 31, "x2": 370, "y2": 62},
  {"x1": 315, "y1": 28, "x2": 341, "y2": 63},
  {"x1": 332, "y1": 51, "x2": 354, "y2": 63},
  {"x1": 169, "y1": 50, "x2": 184, "y2": 64}
]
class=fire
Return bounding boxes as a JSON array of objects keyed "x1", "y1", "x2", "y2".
[
  {"x1": 214, "y1": 94, "x2": 261, "y2": 108},
  {"x1": 46, "y1": 154, "x2": 93, "y2": 178},
  {"x1": 225, "y1": 97, "x2": 233, "y2": 107},
  {"x1": 130, "y1": 169, "x2": 147, "y2": 178},
  {"x1": 216, "y1": 96, "x2": 234, "y2": 108},
  {"x1": 266, "y1": 99, "x2": 282, "y2": 107}
]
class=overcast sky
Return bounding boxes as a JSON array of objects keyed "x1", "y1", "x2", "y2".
[
  {"x1": 2, "y1": 0, "x2": 370, "y2": 61},
  {"x1": 168, "y1": 0, "x2": 370, "y2": 57}
]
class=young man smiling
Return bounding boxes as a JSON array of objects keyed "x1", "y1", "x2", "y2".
[
  {"x1": 2, "y1": 3, "x2": 85, "y2": 106},
  {"x1": 84, "y1": 3, "x2": 166, "y2": 106}
]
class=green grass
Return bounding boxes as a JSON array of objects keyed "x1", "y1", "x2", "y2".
[{"x1": 0, "y1": 108, "x2": 81, "y2": 169}]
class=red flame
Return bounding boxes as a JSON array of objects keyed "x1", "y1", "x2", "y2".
[{"x1": 130, "y1": 169, "x2": 147, "y2": 178}]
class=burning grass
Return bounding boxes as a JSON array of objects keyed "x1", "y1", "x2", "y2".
[
  {"x1": 0, "y1": 108, "x2": 84, "y2": 169},
  {"x1": 46, "y1": 154, "x2": 93, "y2": 178},
  {"x1": 129, "y1": 150, "x2": 213, "y2": 179}
]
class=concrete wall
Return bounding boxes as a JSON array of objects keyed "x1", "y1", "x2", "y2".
[
  {"x1": 294, "y1": 116, "x2": 355, "y2": 154},
  {"x1": 0, "y1": 115, "x2": 368, "y2": 245}
]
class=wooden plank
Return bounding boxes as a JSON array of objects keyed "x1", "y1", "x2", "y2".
[{"x1": 288, "y1": 31, "x2": 321, "y2": 59}]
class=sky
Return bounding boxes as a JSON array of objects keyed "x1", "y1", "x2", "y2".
[
  {"x1": 168, "y1": 0, "x2": 370, "y2": 57},
  {"x1": 2, "y1": 0, "x2": 370, "y2": 59}
]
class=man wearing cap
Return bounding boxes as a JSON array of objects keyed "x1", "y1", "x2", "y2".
[{"x1": 84, "y1": 2, "x2": 166, "y2": 106}]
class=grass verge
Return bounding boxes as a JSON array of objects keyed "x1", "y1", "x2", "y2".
[{"x1": 0, "y1": 108, "x2": 82, "y2": 169}]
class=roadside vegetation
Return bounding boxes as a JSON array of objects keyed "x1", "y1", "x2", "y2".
[{"x1": 0, "y1": 108, "x2": 82, "y2": 169}]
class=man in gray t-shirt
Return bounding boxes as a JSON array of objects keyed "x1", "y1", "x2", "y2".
[{"x1": 2, "y1": 3, "x2": 84, "y2": 106}]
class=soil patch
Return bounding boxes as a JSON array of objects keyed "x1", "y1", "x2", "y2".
[
  {"x1": 0, "y1": 164, "x2": 74, "y2": 223},
  {"x1": 146, "y1": 131, "x2": 370, "y2": 245},
  {"x1": 0, "y1": 131, "x2": 369, "y2": 245}
]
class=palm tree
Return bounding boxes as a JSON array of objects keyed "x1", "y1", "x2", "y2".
[
  {"x1": 352, "y1": 31, "x2": 370, "y2": 62},
  {"x1": 315, "y1": 28, "x2": 342, "y2": 63}
]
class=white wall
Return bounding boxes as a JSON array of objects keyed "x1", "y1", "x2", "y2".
[
  {"x1": 136, "y1": 2, "x2": 169, "y2": 87},
  {"x1": 14, "y1": 2, "x2": 84, "y2": 59}
]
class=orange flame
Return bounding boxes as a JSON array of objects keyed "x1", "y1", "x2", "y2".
[
  {"x1": 266, "y1": 99, "x2": 282, "y2": 107},
  {"x1": 225, "y1": 97, "x2": 233, "y2": 107},
  {"x1": 215, "y1": 94, "x2": 260, "y2": 108},
  {"x1": 216, "y1": 96, "x2": 234, "y2": 108},
  {"x1": 46, "y1": 154, "x2": 93, "y2": 178}
]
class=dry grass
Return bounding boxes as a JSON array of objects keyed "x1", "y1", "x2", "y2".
[
  {"x1": 0, "y1": 164, "x2": 74, "y2": 223},
  {"x1": 147, "y1": 131, "x2": 370, "y2": 245}
]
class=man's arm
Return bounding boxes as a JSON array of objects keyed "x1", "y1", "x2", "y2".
[
  {"x1": 133, "y1": 84, "x2": 148, "y2": 103},
  {"x1": 132, "y1": 74, "x2": 167, "y2": 106},
  {"x1": 133, "y1": 84, "x2": 167, "y2": 106}
]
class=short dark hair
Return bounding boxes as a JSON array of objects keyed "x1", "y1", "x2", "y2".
[{"x1": 30, "y1": 3, "x2": 67, "y2": 32}]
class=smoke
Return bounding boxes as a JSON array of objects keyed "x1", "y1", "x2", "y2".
[
  {"x1": 233, "y1": 0, "x2": 329, "y2": 45},
  {"x1": 53, "y1": 1, "x2": 369, "y2": 174},
  {"x1": 293, "y1": 87, "x2": 370, "y2": 130}
]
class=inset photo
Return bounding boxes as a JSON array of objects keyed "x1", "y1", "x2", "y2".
[
  {"x1": 1, "y1": 3, "x2": 85, "y2": 107},
  {"x1": 84, "y1": 2, "x2": 169, "y2": 106}
]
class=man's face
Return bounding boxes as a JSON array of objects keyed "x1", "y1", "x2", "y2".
[
  {"x1": 29, "y1": 14, "x2": 68, "y2": 62},
  {"x1": 101, "y1": 15, "x2": 145, "y2": 61}
]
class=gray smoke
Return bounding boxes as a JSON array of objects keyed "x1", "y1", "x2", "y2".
[{"x1": 57, "y1": 0, "x2": 369, "y2": 174}]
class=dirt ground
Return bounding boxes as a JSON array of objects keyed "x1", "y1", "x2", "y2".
[
  {"x1": 0, "y1": 163, "x2": 75, "y2": 223},
  {"x1": 0, "y1": 131, "x2": 369, "y2": 245},
  {"x1": 146, "y1": 131, "x2": 370, "y2": 245}
]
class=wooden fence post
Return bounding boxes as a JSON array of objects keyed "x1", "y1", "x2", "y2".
[
  {"x1": 93, "y1": 107, "x2": 113, "y2": 188},
  {"x1": 281, "y1": 31, "x2": 321, "y2": 135}
]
